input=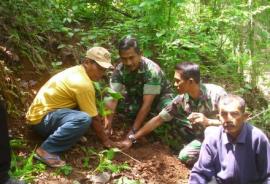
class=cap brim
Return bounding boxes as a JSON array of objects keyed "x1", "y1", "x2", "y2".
[{"x1": 96, "y1": 61, "x2": 113, "y2": 69}]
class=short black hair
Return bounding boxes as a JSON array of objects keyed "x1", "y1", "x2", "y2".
[
  {"x1": 118, "y1": 36, "x2": 140, "y2": 54},
  {"x1": 175, "y1": 62, "x2": 200, "y2": 83},
  {"x1": 219, "y1": 94, "x2": 246, "y2": 113}
]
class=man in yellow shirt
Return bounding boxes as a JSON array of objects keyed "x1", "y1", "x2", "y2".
[{"x1": 26, "y1": 47, "x2": 114, "y2": 167}]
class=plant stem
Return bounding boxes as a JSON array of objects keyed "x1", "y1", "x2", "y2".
[
  {"x1": 119, "y1": 150, "x2": 141, "y2": 163},
  {"x1": 248, "y1": 108, "x2": 270, "y2": 121}
]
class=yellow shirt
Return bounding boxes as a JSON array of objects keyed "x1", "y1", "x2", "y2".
[{"x1": 26, "y1": 65, "x2": 98, "y2": 124}]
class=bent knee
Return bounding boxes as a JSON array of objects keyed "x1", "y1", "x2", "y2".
[{"x1": 77, "y1": 112, "x2": 92, "y2": 127}]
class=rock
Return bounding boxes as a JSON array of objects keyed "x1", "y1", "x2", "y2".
[
  {"x1": 73, "y1": 180, "x2": 80, "y2": 184},
  {"x1": 90, "y1": 172, "x2": 111, "y2": 184}
]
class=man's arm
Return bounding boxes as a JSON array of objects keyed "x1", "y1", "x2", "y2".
[
  {"x1": 92, "y1": 116, "x2": 115, "y2": 148},
  {"x1": 132, "y1": 94, "x2": 156, "y2": 131},
  {"x1": 189, "y1": 131, "x2": 216, "y2": 184},
  {"x1": 119, "y1": 114, "x2": 165, "y2": 149},
  {"x1": 104, "y1": 99, "x2": 118, "y2": 134},
  {"x1": 187, "y1": 112, "x2": 221, "y2": 127},
  {"x1": 256, "y1": 135, "x2": 270, "y2": 183}
]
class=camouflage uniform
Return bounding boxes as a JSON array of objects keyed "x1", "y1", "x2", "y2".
[
  {"x1": 159, "y1": 83, "x2": 227, "y2": 165},
  {"x1": 110, "y1": 57, "x2": 174, "y2": 118}
]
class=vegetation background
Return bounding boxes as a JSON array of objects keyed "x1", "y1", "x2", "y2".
[{"x1": 0, "y1": 0, "x2": 269, "y2": 183}]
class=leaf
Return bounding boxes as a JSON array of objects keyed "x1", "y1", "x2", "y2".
[
  {"x1": 57, "y1": 44, "x2": 66, "y2": 49},
  {"x1": 106, "y1": 88, "x2": 123, "y2": 100},
  {"x1": 143, "y1": 49, "x2": 153, "y2": 57},
  {"x1": 93, "y1": 82, "x2": 101, "y2": 92}
]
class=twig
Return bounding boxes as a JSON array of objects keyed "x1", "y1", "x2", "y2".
[
  {"x1": 247, "y1": 108, "x2": 270, "y2": 121},
  {"x1": 119, "y1": 150, "x2": 141, "y2": 163}
]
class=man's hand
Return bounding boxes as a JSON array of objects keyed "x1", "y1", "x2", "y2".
[
  {"x1": 125, "y1": 127, "x2": 136, "y2": 139},
  {"x1": 117, "y1": 138, "x2": 133, "y2": 150},
  {"x1": 187, "y1": 112, "x2": 209, "y2": 127},
  {"x1": 102, "y1": 139, "x2": 118, "y2": 148}
]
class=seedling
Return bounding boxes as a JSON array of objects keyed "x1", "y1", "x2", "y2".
[
  {"x1": 81, "y1": 146, "x2": 97, "y2": 169},
  {"x1": 95, "y1": 148, "x2": 130, "y2": 174},
  {"x1": 10, "y1": 150, "x2": 46, "y2": 182},
  {"x1": 81, "y1": 147, "x2": 130, "y2": 174},
  {"x1": 93, "y1": 82, "x2": 123, "y2": 117},
  {"x1": 55, "y1": 165, "x2": 73, "y2": 176}
]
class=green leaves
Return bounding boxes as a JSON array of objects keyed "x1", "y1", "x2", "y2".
[
  {"x1": 10, "y1": 150, "x2": 46, "y2": 182},
  {"x1": 56, "y1": 165, "x2": 73, "y2": 176},
  {"x1": 106, "y1": 87, "x2": 124, "y2": 100},
  {"x1": 96, "y1": 148, "x2": 130, "y2": 174},
  {"x1": 94, "y1": 82, "x2": 123, "y2": 117},
  {"x1": 81, "y1": 147, "x2": 130, "y2": 174}
]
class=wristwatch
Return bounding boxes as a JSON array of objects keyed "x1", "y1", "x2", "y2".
[{"x1": 128, "y1": 134, "x2": 137, "y2": 144}]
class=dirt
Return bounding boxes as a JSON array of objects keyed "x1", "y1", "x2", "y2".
[{"x1": 8, "y1": 112, "x2": 190, "y2": 184}]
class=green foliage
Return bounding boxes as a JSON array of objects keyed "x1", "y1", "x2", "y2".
[
  {"x1": 95, "y1": 148, "x2": 130, "y2": 174},
  {"x1": 1, "y1": 0, "x2": 269, "y2": 141},
  {"x1": 94, "y1": 82, "x2": 123, "y2": 117},
  {"x1": 81, "y1": 146, "x2": 97, "y2": 169},
  {"x1": 55, "y1": 165, "x2": 73, "y2": 176},
  {"x1": 10, "y1": 150, "x2": 46, "y2": 182},
  {"x1": 250, "y1": 105, "x2": 270, "y2": 133},
  {"x1": 10, "y1": 139, "x2": 27, "y2": 149},
  {"x1": 81, "y1": 147, "x2": 130, "y2": 174},
  {"x1": 0, "y1": 61, "x2": 26, "y2": 116}
]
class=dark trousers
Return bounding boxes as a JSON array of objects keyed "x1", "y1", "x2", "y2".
[{"x1": 0, "y1": 101, "x2": 10, "y2": 183}]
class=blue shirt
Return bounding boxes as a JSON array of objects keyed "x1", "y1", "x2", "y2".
[{"x1": 189, "y1": 123, "x2": 270, "y2": 184}]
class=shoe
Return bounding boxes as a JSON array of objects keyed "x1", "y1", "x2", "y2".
[
  {"x1": 34, "y1": 147, "x2": 66, "y2": 168},
  {"x1": 4, "y1": 178, "x2": 25, "y2": 184}
]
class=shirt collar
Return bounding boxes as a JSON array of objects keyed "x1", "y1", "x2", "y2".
[
  {"x1": 222, "y1": 123, "x2": 248, "y2": 145},
  {"x1": 184, "y1": 83, "x2": 208, "y2": 102}
]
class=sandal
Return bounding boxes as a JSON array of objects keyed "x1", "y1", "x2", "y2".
[{"x1": 34, "y1": 153, "x2": 66, "y2": 168}]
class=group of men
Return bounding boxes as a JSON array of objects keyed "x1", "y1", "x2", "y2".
[{"x1": 1, "y1": 36, "x2": 269, "y2": 184}]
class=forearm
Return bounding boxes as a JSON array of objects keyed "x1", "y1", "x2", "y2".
[
  {"x1": 134, "y1": 115, "x2": 164, "y2": 139},
  {"x1": 207, "y1": 119, "x2": 221, "y2": 126},
  {"x1": 92, "y1": 117, "x2": 109, "y2": 143},
  {"x1": 132, "y1": 104, "x2": 152, "y2": 131}
]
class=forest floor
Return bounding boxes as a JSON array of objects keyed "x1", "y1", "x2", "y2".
[{"x1": 8, "y1": 113, "x2": 190, "y2": 184}]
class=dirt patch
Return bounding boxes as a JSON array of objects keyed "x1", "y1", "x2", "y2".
[
  {"x1": 8, "y1": 114, "x2": 190, "y2": 184},
  {"x1": 115, "y1": 142, "x2": 189, "y2": 183}
]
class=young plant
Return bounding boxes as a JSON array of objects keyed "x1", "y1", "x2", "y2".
[
  {"x1": 55, "y1": 165, "x2": 73, "y2": 176},
  {"x1": 94, "y1": 148, "x2": 130, "y2": 174},
  {"x1": 81, "y1": 147, "x2": 130, "y2": 174},
  {"x1": 93, "y1": 82, "x2": 123, "y2": 117},
  {"x1": 10, "y1": 150, "x2": 46, "y2": 182},
  {"x1": 81, "y1": 146, "x2": 98, "y2": 169}
]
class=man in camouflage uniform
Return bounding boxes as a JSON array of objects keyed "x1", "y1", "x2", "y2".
[
  {"x1": 120, "y1": 62, "x2": 227, "y2": 166},
  {"x1": 105, "y1": 36, "x2": 174, "y2": 135}
]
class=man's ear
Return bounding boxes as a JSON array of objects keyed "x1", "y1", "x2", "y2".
[
  {"x1": 188, "y1": 78, "x2": 194, "y2": 84},
  {"x1": 242, "y1": 112, "x2": 250, "y2": 121}
]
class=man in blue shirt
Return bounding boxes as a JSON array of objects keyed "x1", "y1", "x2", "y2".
[{"x1": 189, "y1": 94, "x2": 270, "y2": 184}]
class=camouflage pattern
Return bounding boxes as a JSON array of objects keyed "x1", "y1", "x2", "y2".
[
  {"x1": 110, "y1": 57, "x2": 174, "y2": 117},
  {"x1": 159, "y1": 83, "x2": 227, "y2": 164}
]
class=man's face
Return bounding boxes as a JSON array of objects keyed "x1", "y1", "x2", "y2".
[
  {"x1": 119, "y1": 47, "x2": 141, "y2": 72},
  {"x1": 84, "y1": 60, "x2": 106, "y2": 81},
  {"x1": 219, "y1": 101, "x2": 247, "y2": 138},
  {"x1": 174, "y1": 70, "x2": 190, "y2": 94}
]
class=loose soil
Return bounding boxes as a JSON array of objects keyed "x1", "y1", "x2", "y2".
[{"x1": 9, "y1": 113, "x2": 190, "y2": 184}]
